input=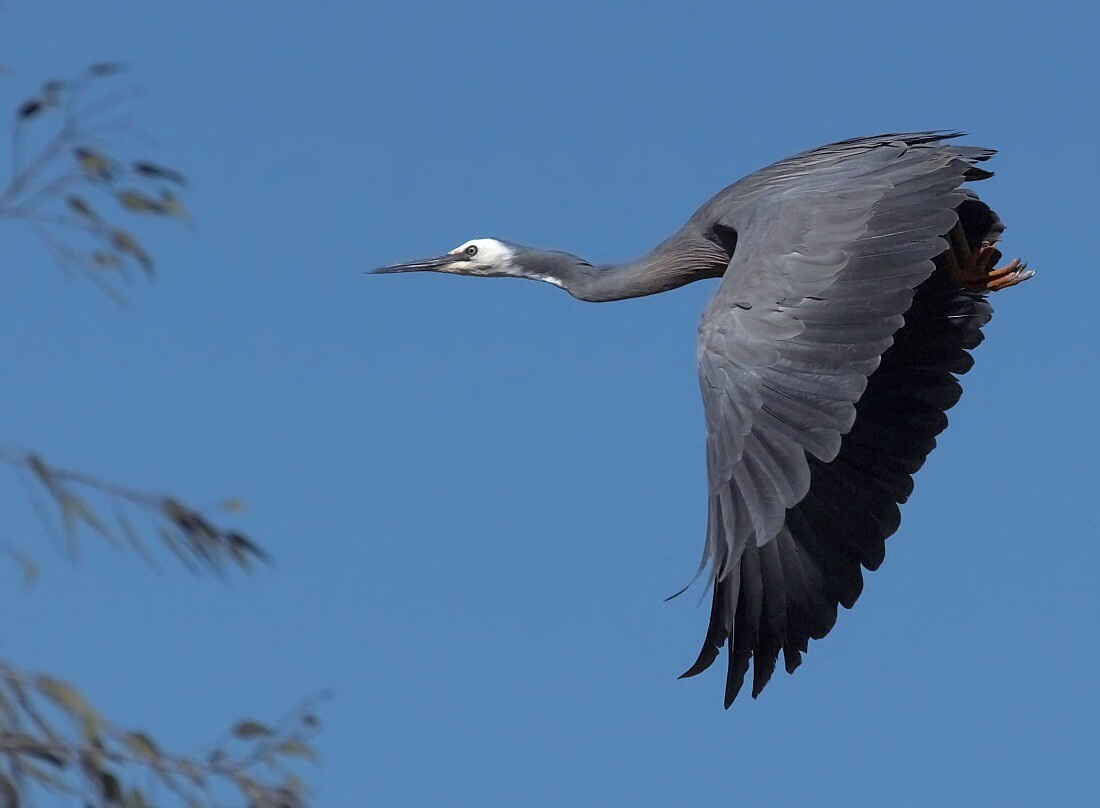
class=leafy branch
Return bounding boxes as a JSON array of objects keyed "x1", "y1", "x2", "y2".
[
  {"x1": 0, "y1": 61, "x2": 320, "y2": 807},
  {"x1": 0, "y1": 62, "x2": 189, "y2": 305},
  {"x1": 0, "y1": 448, "x2": 268, "y2": 581},
  {"x1": 0, "y1": 663, "x2": 325, "y2": 807},
  {"x1": 1, "y1": 64, "x2": 263, "y2": 580}
]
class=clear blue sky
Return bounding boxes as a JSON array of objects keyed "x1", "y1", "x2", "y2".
[{"x1": 1, "y1": 1, "x2": 1098, "y2": 805}]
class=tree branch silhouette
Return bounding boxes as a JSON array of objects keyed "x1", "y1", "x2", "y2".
[{"x1": 1, "y1": 63, "x2": 323, "y2": 808}]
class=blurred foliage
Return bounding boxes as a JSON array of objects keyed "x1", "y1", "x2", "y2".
[
  {"x1": 0, "y1": 448, "x2": 268, "y2": 582},
  {"x1": 0, "y1": 63, "x2": 190, "y2": 305},
  {"x1": 1, "y1": 64, "x2": 324, "y2": 807},
  {"x1": 0, "y1": 663, "x2": 326, "y2": 807}
]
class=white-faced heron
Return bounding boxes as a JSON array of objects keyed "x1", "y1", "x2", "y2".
[{"x1": 373, "y1": 131, "x2": 1032, "y2": 707}]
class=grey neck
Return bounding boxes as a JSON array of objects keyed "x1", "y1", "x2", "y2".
[{"x1": 534, "y1": 238, "x2": 728, "y2": 302}]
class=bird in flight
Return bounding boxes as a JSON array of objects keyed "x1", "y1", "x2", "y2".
[{"x1": 372, "y1": 132, "x2": 1032, "y2": 707}]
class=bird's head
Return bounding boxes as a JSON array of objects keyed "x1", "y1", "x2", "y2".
[
  {"x1": 372, "y1": 238, "x2": 526, "y2": 279},
  {"x1": 371, "y1": 238, "x2": 591, "y2": 292}
]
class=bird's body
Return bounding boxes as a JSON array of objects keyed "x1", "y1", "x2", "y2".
[{"x1": 374, "y1": 131, "x2": 1032, "y2": 706}]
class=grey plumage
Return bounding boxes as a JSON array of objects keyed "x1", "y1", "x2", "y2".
[{"x1": 373, "y1": 131, "x2": 1029, "y2": 706}]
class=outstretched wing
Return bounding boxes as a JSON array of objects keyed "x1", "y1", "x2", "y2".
[{"x1": 685, "y1": 133, "x2": 998, "y2": 705}]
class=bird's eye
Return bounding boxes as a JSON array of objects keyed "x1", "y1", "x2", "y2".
[{"x1": 465, "y1": 245, "x2": 478, "y2": 257}]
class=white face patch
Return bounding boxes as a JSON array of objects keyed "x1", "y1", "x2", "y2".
[{"x1": 445, "y1": 238, "x2": 518, "y2": 276}]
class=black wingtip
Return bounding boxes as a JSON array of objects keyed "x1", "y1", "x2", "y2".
[
  {"x1": 663, "y1": 581, "x2": 693, "y2": 603},
  {"x1": 751, "y1": 654, "x2": 777, "y2": 699},
  {"x1": 679, "y1": 643, "x2": 720, "y2": 680},
  {"x1": 783, "y1": 645, "x2": 803, "y2": 675},
  {"x1": 724, "y1": 674, "x2": 746, "y2": 708}
]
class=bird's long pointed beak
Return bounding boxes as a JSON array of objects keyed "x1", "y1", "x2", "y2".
[{"x1": 369, "y1": 253, "x2": 459, "y2": 274}]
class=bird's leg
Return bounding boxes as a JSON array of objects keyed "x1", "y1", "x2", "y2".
[{"x1": 944, "y1": 225, "x2": 1034, "y2": 292}]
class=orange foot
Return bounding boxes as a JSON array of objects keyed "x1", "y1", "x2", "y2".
[{"x1": 951, "y1": 237, "x2": 1035, "y2": 293}]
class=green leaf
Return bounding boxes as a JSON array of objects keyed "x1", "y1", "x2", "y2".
[
  {"x1": 220, "y1": 498, "x2": 246, "y2": 513},
  {"x1": 227, "y1": 532, "x2": 270, "y2": 565},
  {"x1": 161, "y1": 498, "x2": 187, "y2": 523},
  {"x1": 34, "y1": 676, "x2": 102, "y2": 742},
  {"x1": 121, "y1": 731, "x2": 159, "y2": 761},
  {"x1": 156, "y1": 190, "x2": 191, "y2": 224},
  {"x1": 93, "y1": 250, "x2": 121, "y2": 269},
  {"x1": 132, "y1": 161, "x2": 187, "y2": 186},
  {"x1": 176, "y1": 759, "x2": 206, "y2": 787},
  {"x1": 88, "y1": 62, "x2": 126, "y2": 76},
  {"x1": 110, "y1": 230, "x2": 154, "y2": 277},
  {"x1": 34, "y1": 676, "x2": 99, "y2": 732},
  {"x1": 67, "y1": 196, "x2": 103, "y2": 225},
  {"x1": 274, "y1": 738, "x2": 317, "y2": 762},
  {"x1": 96, "y1": 769, "x2": 123, "y2": 804},
  {"x1": 33, "y1": 675, "x2": 80, "y2": 708},
  {"x1": 117, "y1": 190, "x2": 163, "y2": 214},
  {"x1": 6, "y1": 732, "x2": 65, "y2": 767},
  {"x1": 74, "y1": 147, "x2": 114, "y2": 182},
  {"x1": 283, "y1": 773, "x2": 309, "y2": 798},
  {"x1": 18, "y1": 98, "x2": 44, "y2": 119},
  {"x1": 232, "y1": 719, "x2": 275, "y2": 739}
]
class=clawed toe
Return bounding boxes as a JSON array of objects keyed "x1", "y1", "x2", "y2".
[
  {"x1": 983, "y1": 258, "x2": 1035, "y2": 291},
  {"x1": 948, "y1": 234, "x2": 1034, "y2": 293}
]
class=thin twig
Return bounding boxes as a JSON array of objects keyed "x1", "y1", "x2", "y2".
[
  {"x1": 24, "y1": 220, "x2": 132, "y2": 308},
  {"x1": 0, "y1": 108, "x2": 77, "y2": 208},
  {"x1": 0, "y1": 208, "x2": 100, "y2": 234},
  {"x1": 70, "y1": 83, "x2": 142, "y2": 124},
  {"x1": 11, "y1": 169, "x2": 85, "y2": 212},
  {"x1": 0, "y1": 449, "x2": 162, "y2": 508}
]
